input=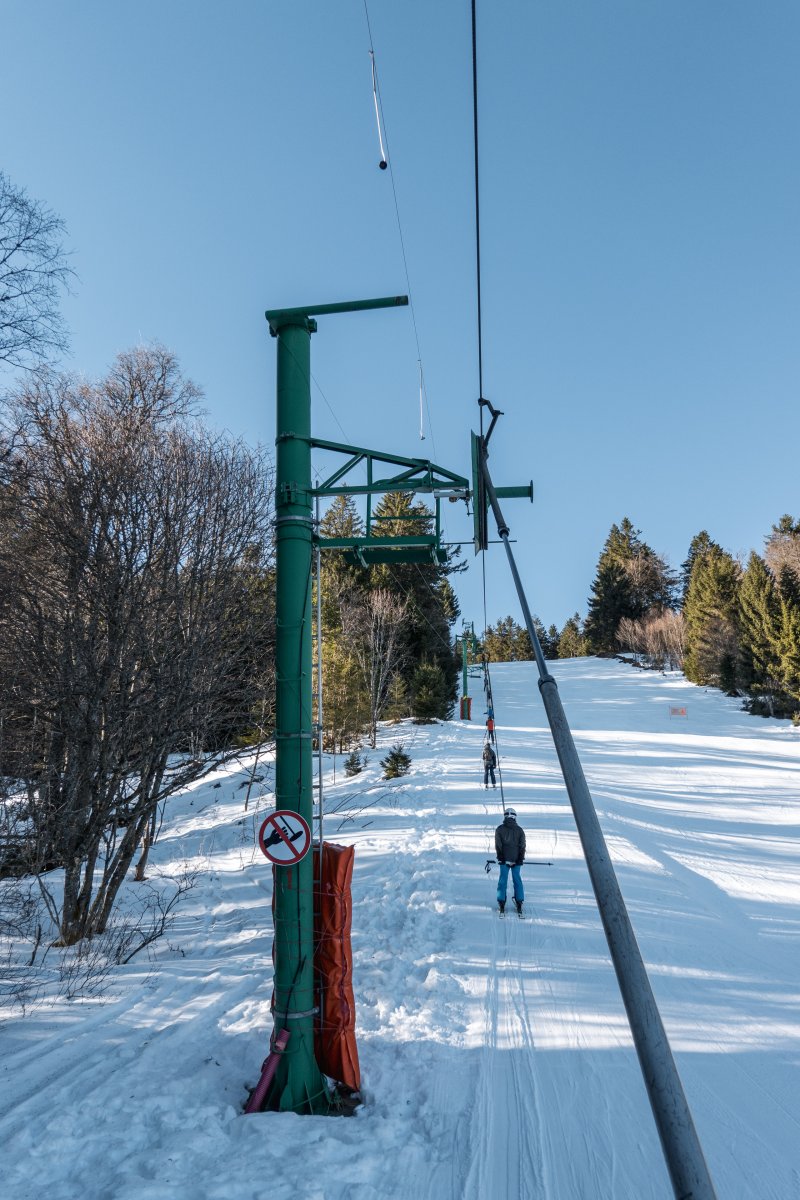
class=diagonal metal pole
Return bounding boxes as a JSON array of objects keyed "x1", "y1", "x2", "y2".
[{"x1": 480, "y1": 450, "x2": 718, "y2": 1200}]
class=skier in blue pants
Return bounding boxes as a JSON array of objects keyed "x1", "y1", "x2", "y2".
[
  {"x1": 482, "y1": 742, "x2": 497, "y2": 788},
  {"x1": 495, "y1": 808, "x2": 525, "y2": 915}
]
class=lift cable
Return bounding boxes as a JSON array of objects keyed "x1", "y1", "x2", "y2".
[
  {"x1": 481, "y1": 657, "x2": 506, "y2": 811},
  {"x1": 471, "y1": 2, "x2": 507, "y2": 819},
  {"x1": 471, "y1": 0, "x2": 485, "y2": 435},
  {"x1": 471, "y1": 0, "x2": 496, "y2": 791},
  {"x1": 362, "y1": 0, "x2": 438, "y2": 456}
]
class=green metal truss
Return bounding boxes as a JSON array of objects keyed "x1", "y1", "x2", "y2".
[{"x1": 311, "y1": 437, "x2": 469, "y2": 566}]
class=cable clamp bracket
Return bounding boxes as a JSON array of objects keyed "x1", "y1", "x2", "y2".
[
  {"x1": 275, "y1": 513, "x2": 314, "y2": 528},
  {"x1": 272, "y1": 1006, "x2": 320, "y2": 1021}
]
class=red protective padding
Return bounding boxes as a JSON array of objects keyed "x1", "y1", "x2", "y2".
[{"x1": 313, "y1": 842, "x2": 360, "y2": 1092}]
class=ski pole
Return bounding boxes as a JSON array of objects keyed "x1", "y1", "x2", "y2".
[{"x1": 484, "y1": 858, "x2": 553, "y2": 873}]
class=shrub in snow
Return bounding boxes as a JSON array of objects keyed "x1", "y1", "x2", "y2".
[
  {"x1": 344, "y1": 750, "x2": 367, "y2": 777},
  {"x1": 380, "y1": 743, "x2": 411, "y2": 779}
]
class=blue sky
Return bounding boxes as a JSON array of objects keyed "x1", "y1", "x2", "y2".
[{"x1": 3, "y1": 1, "x2": 799, "y2": 630}]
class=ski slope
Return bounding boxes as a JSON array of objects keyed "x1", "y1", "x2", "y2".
[{"x1": 2, "y1": 658, "x2": 799, "y2": 1199}]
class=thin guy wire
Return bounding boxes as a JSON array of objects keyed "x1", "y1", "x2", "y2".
[
  {"x1": 387, "y1": 562, "x2": 456, "y2": 657},
  {"x1": 275, "y1": 329, "x2": 351, "y2": 442}
]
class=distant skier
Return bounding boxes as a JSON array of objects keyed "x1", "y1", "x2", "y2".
[
  {"x1": 486, "y1": 715, "x2": 495, "y2": 743},
  {"x1": 495, "y1": 808, "x2": 525, "y2": 915},
  {"x1": 482, "y1": 742, "x2": 497, "y2": 789}
]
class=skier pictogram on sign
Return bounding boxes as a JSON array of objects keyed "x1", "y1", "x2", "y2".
[{"x1": 258, "y1": 810, "x2": 312, "y2": 866}]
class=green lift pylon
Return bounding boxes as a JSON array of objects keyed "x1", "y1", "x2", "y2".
[
  {"x1": 265, "y1": 295, "x2": 408, "y2": 1112},
  {"x1": 458, "y1": 621, "x2": 480, "y2": 718}
]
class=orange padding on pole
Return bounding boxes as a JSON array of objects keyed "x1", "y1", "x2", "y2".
[{"x1": 313, "y1": 842, "x2": 360, "y2": 1092}]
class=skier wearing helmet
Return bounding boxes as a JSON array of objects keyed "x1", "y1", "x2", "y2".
[{"x1": 494, "y1": 808, "x2": 525, "y2": 915}]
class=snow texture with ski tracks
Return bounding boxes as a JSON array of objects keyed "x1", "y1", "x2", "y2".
[{"x1": 2, "y1": 658, "x2": 799, "y2": 1199}]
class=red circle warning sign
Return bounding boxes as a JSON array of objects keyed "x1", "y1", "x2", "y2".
[{"x1": 258, "y1": 810, "x2": 312, "y2": 866}]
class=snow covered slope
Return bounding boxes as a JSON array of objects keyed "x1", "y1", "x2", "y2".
[{"x1": 2, "y1": 659, "x2": 799, "y2": 1199}]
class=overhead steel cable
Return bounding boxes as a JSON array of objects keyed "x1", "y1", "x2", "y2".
[
  {"x1": 471, "y1": 0, "x2": 485, "y2": 434},
  {"x1": 362, "y1": 0, "x2": 438, "y2": 458},
  {"x1": 470, "y1": 0, "x2": 497, "y2": 761}
]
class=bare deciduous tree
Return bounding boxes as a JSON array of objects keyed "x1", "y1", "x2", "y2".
[
  {"x1": 617, "y1": 609, "x2": 686, "y2": 670},
  {"x1": 764, "y1": 516, "x2": 800, "y2": 586},
  {"x1": 0, "y1": 171, "x2": 73, "y2": 370},
  {"x1": 342, "y1": 588, "x2": 408, "y2": 748},
  {"x1": 0, "y1": 346, "x2": 274, "y2": 944}
]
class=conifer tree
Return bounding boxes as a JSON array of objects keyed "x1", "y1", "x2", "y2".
[
  {"x1": 528, "y1": 617, "x2": 545, "y2": 658},
  {"x1": 545, "y1": 624, "x2": 560, "y2": 659},
  {"x1": 410, "y1": 661, "x2": 451, "y2": 721},
  {"x1": 370, "y1": 491, "x2": 461, "y2": 713},
  {"x1": 483, "y1": 615, "x2": 535, "y2": 661},
  {"x1": 585, "y1": 559, "x2": 635, "y2": 654},
  {"x1": 738, "y1": 552, "x2": 782, "y2": 713},
  {"x1": 683, "y1": 544, "x2": 741, "y2": 687},
  {"x1": 558, "y1": 613, "x2": 587, "y2": 658},
  {"x1": 319, "y1": 495, "x2": 367, "y2": 602},
  {"x1": 777, "y1": 565, "x2": 800, "y2": 709},
  {"x1": 679, "y1": 531, "x2": 716, "y2": 607},
  {"x1": 380, "y1": 743, "x2": 411, "y2": 779},
  {"x1": 584, "y1": 518, "x2": 675, "y2": 655}
]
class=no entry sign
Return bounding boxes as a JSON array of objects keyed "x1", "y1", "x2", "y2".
[{"x1": 258, "y1": 810, "x2": 312, "y2": 866}]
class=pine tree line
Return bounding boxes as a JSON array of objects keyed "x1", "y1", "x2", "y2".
[
  {"x1": 583, "y1": 515, "x2": 800, "y2": 721},
  {"x1": 482, "y1": 613, "x2": 587, "y2": 661},
  {"x1": 683, "y1": 520, "x2": 800, "y2": 718}
]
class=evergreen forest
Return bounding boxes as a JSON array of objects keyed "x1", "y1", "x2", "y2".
[{"x1": 581, "y1": 516, "x2": 800, "y2": 722}]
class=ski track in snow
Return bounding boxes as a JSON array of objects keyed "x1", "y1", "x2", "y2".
[{"x1": 2, "y1": 659, "x2": 800, "y2": 1199}]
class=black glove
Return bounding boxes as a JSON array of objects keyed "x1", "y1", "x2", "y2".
[{"x1": 516, "y1": 859, "x2": 524, "y2": 866}]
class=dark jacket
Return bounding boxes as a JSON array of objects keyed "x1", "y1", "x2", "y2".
[
  {"x1": 482, "y1": 744, "x2": 496, "y2": 766},
  {"x1": 495, "y1": 816, "x2": 525, "y2": 865}
]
